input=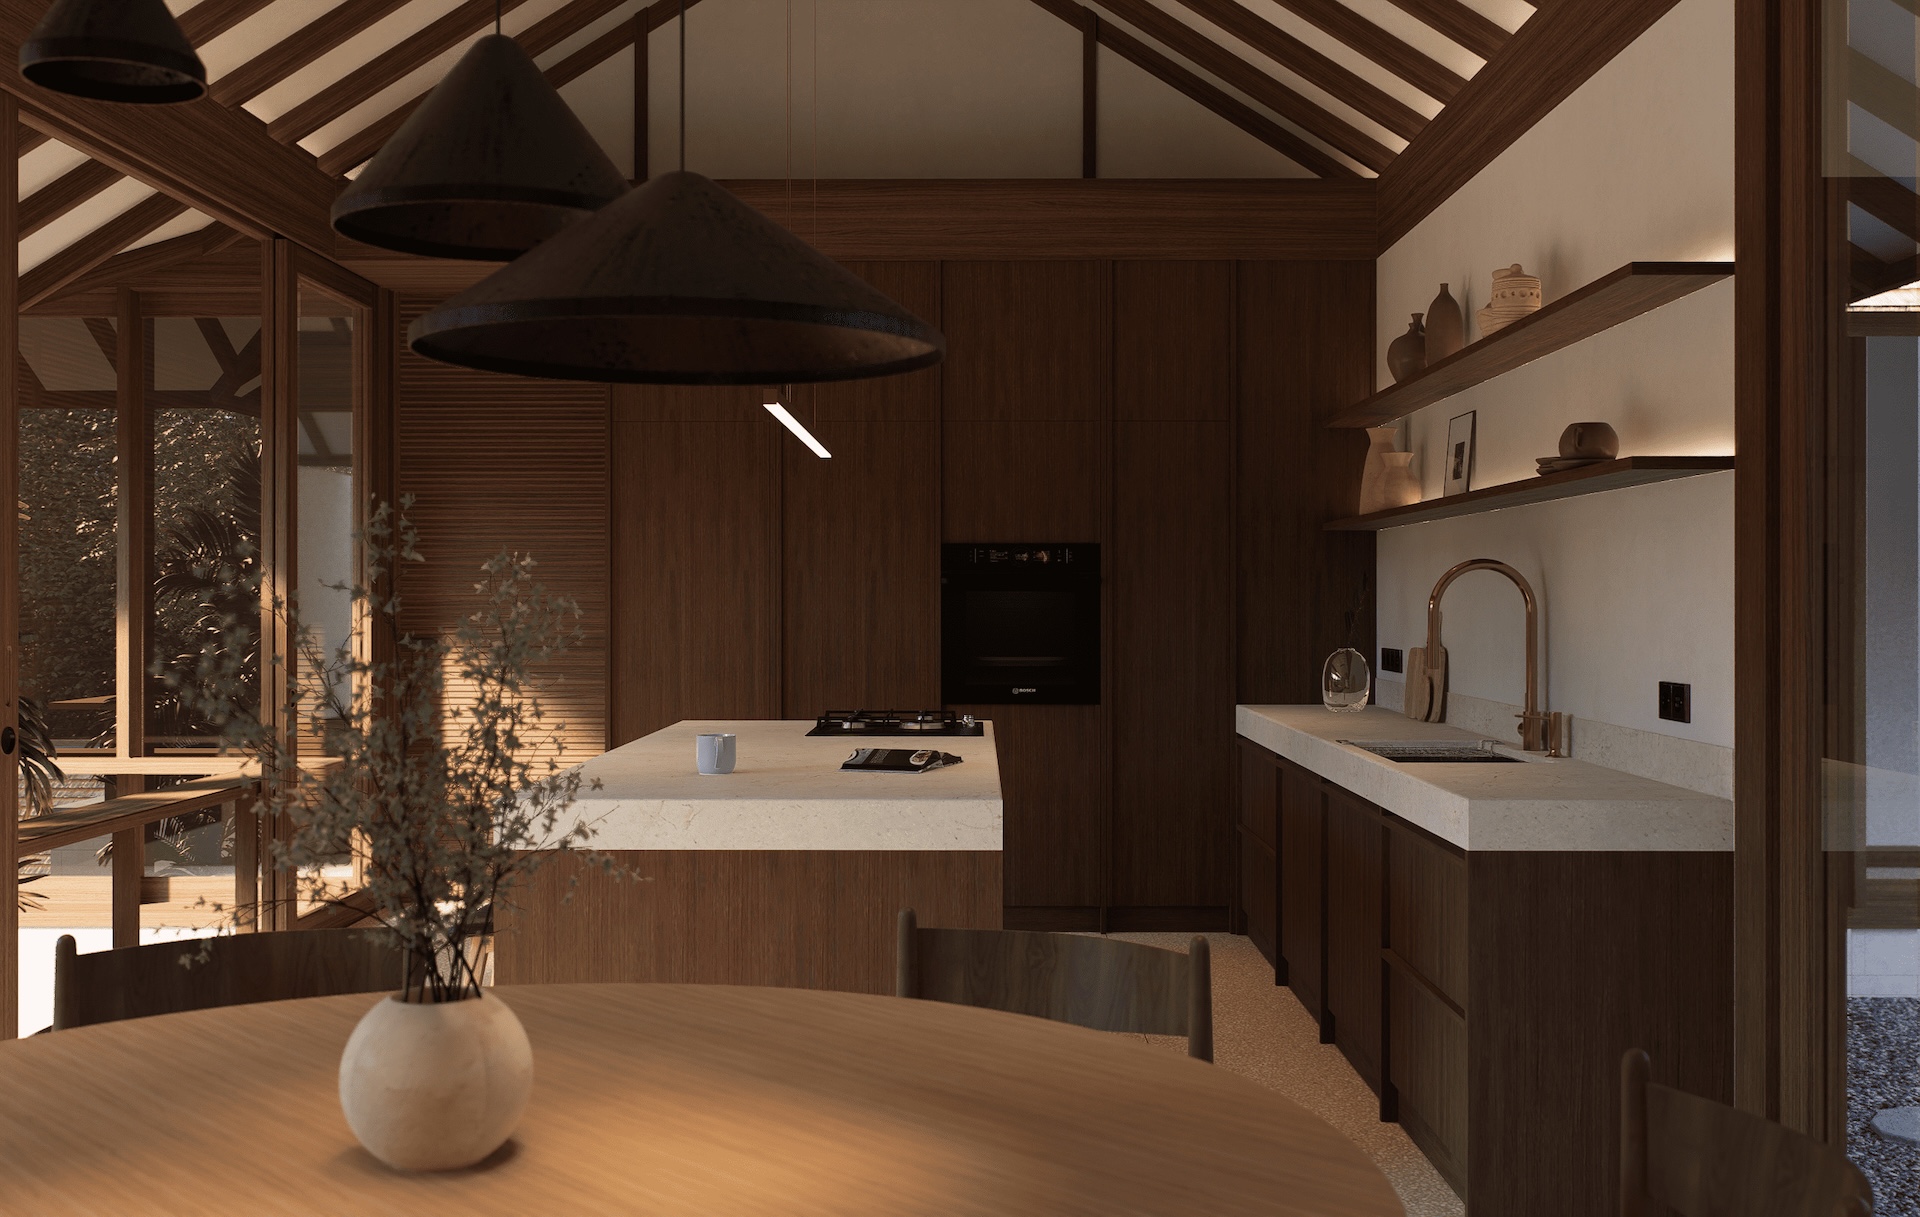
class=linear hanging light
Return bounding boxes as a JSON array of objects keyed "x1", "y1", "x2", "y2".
[
  {"x1": 18, "y1": 0, "x2": 206, "y2": 104},
  {"x1": 766, "y1": 390, "x2": 831, "y2": 458},
  {"x1": 330, "y1": 31, "x2": 628, "y2": 261},
  {"x1": 407, "y1": 170, "x2": 945, "y2": 384}
]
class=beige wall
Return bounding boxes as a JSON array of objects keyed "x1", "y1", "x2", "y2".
[{"x1": 1372, "y1": 0, "x2": 1738, "y2": 758}]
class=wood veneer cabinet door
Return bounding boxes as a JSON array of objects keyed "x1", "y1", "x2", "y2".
[
  {"x1": 1238, "y1": 741, "x2": 1281, "y2": 964},
  {"x1": 1385, "y1": 818, "x2": 1467, "y2": 1006},
  {"x1": 1325, "y1": 786, "x2": 1384, "y2": 1093},
  {"x1": 1277, "y1": 759, "x2": 1326, "y2": 1029},
  {"x1": 1387, "y1": 956, "x2": 1467, "y2": 1192}
]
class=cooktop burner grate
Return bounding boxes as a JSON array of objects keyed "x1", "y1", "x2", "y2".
[{"x1": 807, "y1": 710, "x2": 986, "y2": 737}]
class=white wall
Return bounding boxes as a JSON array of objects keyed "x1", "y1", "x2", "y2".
[{"x1": 1373, "y1": 0, "x2": 1737, "y2": 767}]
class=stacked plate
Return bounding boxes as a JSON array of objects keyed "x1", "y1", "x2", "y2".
[{"x1": 1536, "y1": 455, "x2": 1609, "y2": 474}]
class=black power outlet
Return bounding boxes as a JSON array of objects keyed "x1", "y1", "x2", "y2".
[
  {"x1": 1380, "y1": 647, "x2": 1404, "y2": 674},
  {"x1": 1658, "y1": 681, "x2": 1692, "y2": 723}
]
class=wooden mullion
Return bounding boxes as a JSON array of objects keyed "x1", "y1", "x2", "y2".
[
  {"x1": 1029, "y1": 0, "x2": 1354, "y2": 178},
  {"x1": 261, "y1": 240, "x2": 299, "y2": 931},
  {"x1": 19, "y1": 194, "x2": 188, "y2": 311},
  {"x1": 265, "y1": 0, "x2": 541, "y2": 144},
  {"x1": 1378, "y1": 0, "x2": 1510, "y2": 60},
  {"x1": 1166, "y1": 0, "x2": 1428, "y2": 140},
  {"x1": 18, "y1": 161, "x2": 121, "y2": 240},
  {"x1": 1263, "y1": 0, "x2": 1466, "y2": 102},
  {"x1": 1087, "y1": 0, "x2": 1395, "y2": 171},
  {"x1": 0, "y1": 95, "x2": 19, "y2": 1040},
  {"x1": 111, "y1": 288, "x2": 152, "y2": 949}
]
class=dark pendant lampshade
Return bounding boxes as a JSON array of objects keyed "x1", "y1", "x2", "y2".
[
  {"x1": 19, "y1": 0, "x2": 206, "y2": 104},
  {"x1": 331, "y1": 34, "x2": 629, "y2": 261},
  {"x1": 407, "y1": 171, "x2": 946, "y2": 385}
]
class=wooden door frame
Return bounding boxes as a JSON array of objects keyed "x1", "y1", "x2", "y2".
[
  {"x1": 1732, "y1": 0, "x2": 1857, "y2": 1137},
  {"x1": 256, "y1": 241, "x2": 389, "y2": 930},
  {"x1": 0, "y1": 96, "x2": 19, "y2": 1039}
]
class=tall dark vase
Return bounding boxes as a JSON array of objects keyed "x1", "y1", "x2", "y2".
[
  {"x1": 1426, "y1": 283, "x2": 1464, "y2": 359},
  {"x1": 1387, "y1": 313, "x2": 1427, "y2": 383}
]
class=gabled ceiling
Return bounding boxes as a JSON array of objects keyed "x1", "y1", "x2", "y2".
[{"x1": 10, "y1": 0, "x2": 1545, "y2": 308}]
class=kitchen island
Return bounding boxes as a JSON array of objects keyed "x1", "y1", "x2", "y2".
[
  {"x1": 495, "y1": 720, "x2": 1003, "y2": 992},
  {"x1": 1236, "y1": 705, "x2": 1732, "y2": 1217}
]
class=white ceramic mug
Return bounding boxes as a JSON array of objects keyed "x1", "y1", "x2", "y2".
[{"x1": 696, "y1": 733, "x2": 737, "y2": 775}]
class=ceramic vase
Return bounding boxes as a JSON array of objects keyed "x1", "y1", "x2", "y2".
[
  {"x1": 1322, "y1": 648, "x2": 1371, "y2": 713},
  {"x1": 1359, "y1": 427, "x2": 1419, "y2": 515},
  {"x1": 1386, "y1": 313, "x2": 1427, "y2": 383},
  {"x1": 1379, "y1": 451, "x2": 1419, "y2": 509},
  {"x1": 339, "y1": 991, "x2": 533, "y2": 1171},
  {"x1": 1425, "y1": 283, "x2": 1464, "y2": 360},
  {"x1": 1474, "y1": 263, "x2": 1542, "y2": 337}
]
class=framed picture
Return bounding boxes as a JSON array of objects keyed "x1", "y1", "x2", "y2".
[{"x1": 1444, "y1": 411, "x2": 1476, "y2": 496}]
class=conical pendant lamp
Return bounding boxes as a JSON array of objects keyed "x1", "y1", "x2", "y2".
[
  {"x1": 19, "y1": 0, "x2": 206, "y2": 104},
  {"x1": 331, "y1": 34, "x2": 629, "y2": 261},
  {"x1": 407, "y1": 171, "x2": 946, "y2": 384}
]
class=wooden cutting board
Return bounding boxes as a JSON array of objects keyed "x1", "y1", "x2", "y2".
[{"x1": 1404, "y1": 643, "x2": 1447, "y2": 722}]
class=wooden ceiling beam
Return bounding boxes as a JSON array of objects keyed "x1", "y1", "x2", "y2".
[
  {"x1": 1166, "y1": 0, "x2": 1427, "y2": 140},
  {"x1": 316, "y1": 0, "x2": 640, "y2": 176},
  {"x1": 1850, "y1": 48, "x2": 1918, "y2": 142},
  {"x1": 1029, "y1": 0, "x2": 1354, "y2": 177},
  {"x1": 178, "y1": 0, "x2": 278, "y2": 45},
  {"x1": 1378, "y1": 0, "x2": 1510, "y2": 61},
  {"x1": 1376, "y1": 0, "x2": 1683, "y2": 249},
  {"x1": 1088, "y1": 0, "x2": 1393, "y2": 172},
  {"x1": 21, "y1": 193, "x2": 189, "y2": 310},
  {"x1": 25, "y1": 226, "x2": 253, "y2": 316},
  {"x1": 211, "y1": 0, "x2": 415, "y2": 107},
  {"x1": 545, "y1": 0, "x2": 712, "y2": 90},
  {"x1": 1850, "y1": 158, "x2": 1920, "y2": 244},
  {"x1": 267, "y1": 0, "x2": 540, "y2": 144},
  {"x1": 1264, "y1": 0, "x2": 1466, "y2": 103},
  {"x1": 18, "y1": 159, "x2": 120, "y2": 238}
]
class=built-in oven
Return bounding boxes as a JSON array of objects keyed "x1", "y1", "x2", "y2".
[{"x1": 941, "y1": 543, "x2": 1100, "y2": 705}]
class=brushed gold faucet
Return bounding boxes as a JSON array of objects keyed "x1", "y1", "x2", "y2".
[{"x1": 1410, "y1": 558, "x2": 1568, "y2": 756}]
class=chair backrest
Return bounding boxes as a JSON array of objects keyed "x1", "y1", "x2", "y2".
[
  {"x1": 1620, "y1": 1049, "x2": 1873, "y2": 1217},
  {"x1": 53, "y1": 929, "x2": 408, "y2": 1030},
  {"x1": 895, "y1": 909, "x2": 1213, "y2": 1061}
]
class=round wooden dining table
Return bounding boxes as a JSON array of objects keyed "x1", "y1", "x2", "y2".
[{"x1": 0, "y1": 983, "x2": 1404, "y2": 1216}]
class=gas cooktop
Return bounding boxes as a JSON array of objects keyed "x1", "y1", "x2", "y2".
[{"x1": 807, "y1": 710, "x2": 986, "y2": 737}]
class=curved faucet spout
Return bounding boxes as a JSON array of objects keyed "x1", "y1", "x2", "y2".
[{"x1": 1421, "y1": 558, "x2": 1565, "y2": 755}]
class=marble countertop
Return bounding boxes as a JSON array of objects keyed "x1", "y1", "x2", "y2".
[
  {"x1": 1236, "y1": 705, "x2": 1732, "y2": 852},
  {"x1": 561, "y1": 720, "x2": 1003, "y2": 851}
]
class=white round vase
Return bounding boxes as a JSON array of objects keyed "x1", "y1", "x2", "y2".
[{"x1": 338, "y1": 991, "x2": 533, "y2": 1171}]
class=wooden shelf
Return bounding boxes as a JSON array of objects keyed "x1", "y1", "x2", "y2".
[
  {"x1": 1325, "y1": 456, "x2": 1735, "y2": 531},
  {"x1": 1329, "y1": 262, "x2": 1735, "y2": 429}
]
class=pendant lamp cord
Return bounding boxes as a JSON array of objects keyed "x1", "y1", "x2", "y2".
[{"x1": 495, "y1": 0, "x2": 501, "y2": 35}]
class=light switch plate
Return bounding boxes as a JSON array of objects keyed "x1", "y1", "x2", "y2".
[{"x1": 1658, "y1": 681, "x2": 1691, "y2": 723}]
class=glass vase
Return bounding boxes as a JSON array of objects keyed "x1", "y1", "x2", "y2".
[{"x1": 1322, "y1": 647, "x2": 1371, "y2": 713}]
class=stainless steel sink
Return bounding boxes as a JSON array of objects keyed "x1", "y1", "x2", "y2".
[{"x1": 1343, "y1": 740, "x2": 1525, "y2": 764}]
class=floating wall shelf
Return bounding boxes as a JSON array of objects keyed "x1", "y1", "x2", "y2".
[
  {"x1": 1328, "y1": 262, "x2": 1735, "y2": 429},
  {"x1": 1325, "y1": 456, "x2": 1736, "y2": 532}
]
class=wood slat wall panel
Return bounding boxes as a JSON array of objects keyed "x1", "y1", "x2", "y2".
[
  {"x1": 1236, "y1": 261, "x2": 1376, "y2": 703},
  {"x1": 395, "y1": 299, "x2": 610, "y2": 764},
  {"x1": 608, "y1": 388, "x2": 782, "y2": 743}
]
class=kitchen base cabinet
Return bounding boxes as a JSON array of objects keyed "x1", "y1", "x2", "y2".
[
  {"x1": 1277, "y1": 758, "x2": 1326, "y2": 1032},
  {"x1": 1325, "y1": 785, "x2": 1384, "y2": 1093},
  {"x1": 1236, "y1": 741, "x2": 1279, "y2": 965},
  {"x1": 1238, "y1": 737, "x2": 1733, "y2": 1217}
]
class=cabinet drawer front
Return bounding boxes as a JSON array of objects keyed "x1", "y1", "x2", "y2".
[
  {"x1": 1325, "y1": 787, "x2": 1384, "y2": 1092},
  {"x1": 1240, "y1": 828, "x2": 1277, "y2": 964},
  {"x1": 1388, "y1": 957, "x2": 1467, "y2": 1192},
  {"x1": 1388, "y1": 819, "x2": 1467, "y2": 1007},
  {"x1": 1237, "y1": 741, "x2": 1278, "y2": 849}
]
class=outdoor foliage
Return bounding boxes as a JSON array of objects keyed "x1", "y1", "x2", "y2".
[{"x1": 166, "y1": 500, "x2": 604, "y2": 1002}]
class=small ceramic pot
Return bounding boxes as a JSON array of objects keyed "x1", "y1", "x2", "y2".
[
  {"x1": 339, "y1": 991, "x2": 533, "y2": 1171},
  {"x1": 1387, "y1": 314, "x2": 1426, "y2": 383},
  {"x1": 1558, "y1": 421, "x2": 1619, "y2": 460}
]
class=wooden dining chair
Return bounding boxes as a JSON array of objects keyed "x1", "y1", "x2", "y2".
[
  {"x1": 1620, "y1": 1049, "x2": 1873, "y2": 1217},
  {"x1": 53, "y1": 928, "x2": 408, "y2": 1030},
  {"x1": 895, "y1": 909, "x2": 1213, "y2": 1061}
]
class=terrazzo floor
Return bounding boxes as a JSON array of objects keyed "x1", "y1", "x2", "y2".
[
  {"x1": 1110, "y1": 931, "x2": 1461, "y2": 1217},
  {"x1": 1849, "y1": 997, "x2": 1920, "y2": 1215}
]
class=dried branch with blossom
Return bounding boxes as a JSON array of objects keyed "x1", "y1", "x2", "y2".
[{"x1": 165, "y1": 498, "x2": 604, "y2": 1002}]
